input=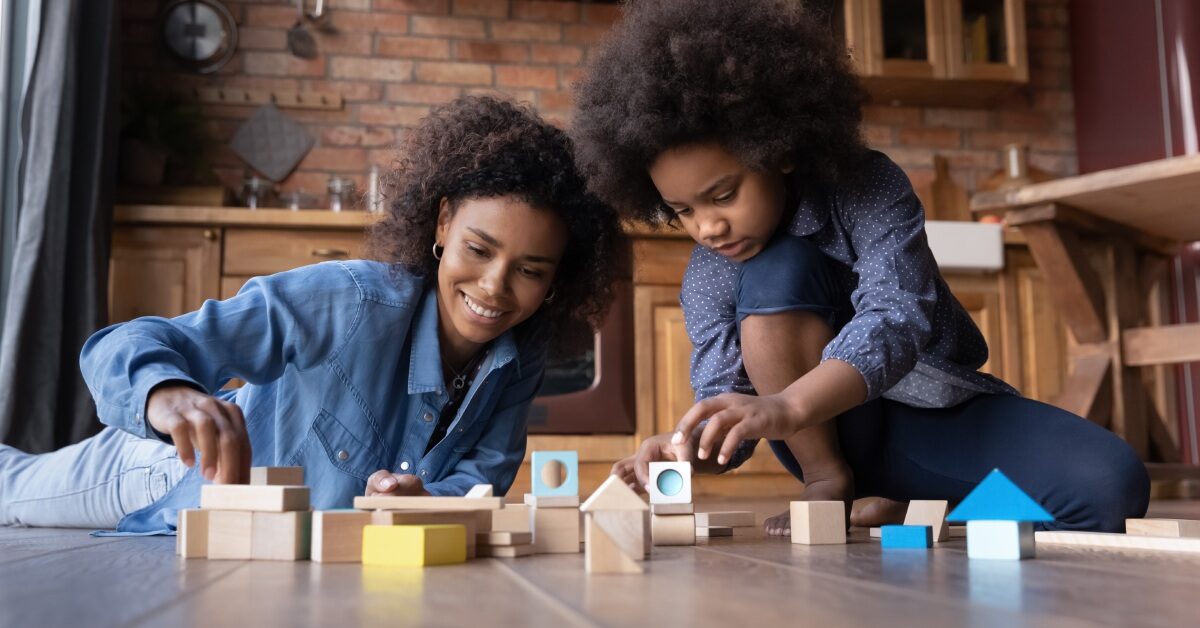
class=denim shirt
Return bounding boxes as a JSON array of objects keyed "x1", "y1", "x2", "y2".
[
  {"x1": 679, "y1": 152, "x2": 1018, "y2": 470},
  {"x1": 80, "y1": 260, "x2": 543, "y2": 533}
]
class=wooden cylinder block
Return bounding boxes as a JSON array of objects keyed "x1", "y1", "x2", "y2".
[{"x1": 651, "y1": 514, "x2": 695, "y2": 546}]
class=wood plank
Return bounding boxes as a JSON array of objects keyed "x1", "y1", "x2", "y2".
[
  {"x1": 353, "y1": 495, "x2": 504, "y2": 511},
  {"x1": 199, "y1": 485, "x2": 310, "y2": 512},
  {"x1": 1123, "y1": 323, "x2": 1200, "y2": 366},
  {"x1": 1034, "y1": 530, "x2": 1200, "y2": 554},
  {"x1": 1052, "y1": 351, "x2": 1112, "y2": 425},
  {"x1": 1017, "y1": 218, "x2": 1108, "y2": 343},
  {"x1": 1105, "y1": 242, "x2": 1149, "y2": 458},
  {"x1": 1125, "y1": 518, "x2": 1200, "y2": 538}
]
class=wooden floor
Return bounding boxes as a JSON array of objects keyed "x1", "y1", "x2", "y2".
[{"x1": 3, "y1": 499, "x2": 1198, "y2": 628}]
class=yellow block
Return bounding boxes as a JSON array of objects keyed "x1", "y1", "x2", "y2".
[{"x1": 362, "y1": 524, "x2": 467, "y2": 567}]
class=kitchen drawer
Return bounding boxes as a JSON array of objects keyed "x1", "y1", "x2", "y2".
[{"x1": 223, "y1": 228, "x2": 366, "y2": 276}]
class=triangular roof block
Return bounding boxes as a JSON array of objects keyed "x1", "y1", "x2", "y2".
[
  {"x1": 947, "y1": 469, "x2": 1053, "y2": 522},
  {"x1": 581, "y1": 475, "x2": 650, "y2": 512}
]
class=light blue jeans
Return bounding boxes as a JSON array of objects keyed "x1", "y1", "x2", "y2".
[{"x1": 0, "y1": 426, "x2": 188, "y2": 528}]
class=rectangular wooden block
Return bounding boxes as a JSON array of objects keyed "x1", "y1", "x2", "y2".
[
  {"x1": 524, "y1": 493, "x2": 580, "y2": 508},
  {"x1": 251, "y1": 511, "x2": 311, "y2": 561},
  {"x1": 531, "y1": 506, "x2": 581, "y2": 553},
  {"x1": 353, "y1": 495, "x2": 504, "y2": 511},
  {"x1": 651, "y1": 503, "x2": 694, "y2": 515},
  {"x1": 790, "y1": 501, "x2": 846, "y2": 545},
  {"x1": 249, "y1": 467, "x2": 305, "y2": 486},
  {"x1": 696, "y1": 526, "x2": 733, "y2": 538},
  {"x1": 478, "y1": 531, "x2": 532, "y2": 546},
  {"x1": 490, "y1": 504, "x2": 531, "y2": 533},
  {"x1": 881, "y1": 525, "x2": 933, "y2": 549},
  {"x1": 207, "y1": 510, "x2": 253, "y2": 560},
  {"x1": 585, "y1": 515, "x2": 643, "y2": 574},
  {"x1": 311, "y1": 510, "x2": 372, "y2": 563},
  {"x1": 904, "y1": 500, "x2": 950, "y2": 542},
  {"x1": 695, "y1": 511, "x2": 754, "y2": 528},
  {"x1": 1035, "y1": 530, "x2": 1200, "y2": 554},
  {"x1": 651, "y1": 514, "x2": 695, "y2": 546},
  {"x1": 362, "y1": 524, "x2": 467, "y2": 567},
  {"x1": 465, "y1": 484, "x2": 494, "y2": 498},
  {"x1": 372, "y1": 509, "x2": 478, "y2": 558},
  {"x1": 477, "y1": 543, "x2": 534, "y2": 558},
  {"x1": 1125, "y1": 518, "x2": 1200, "y2": 538},
  {"x1": 177, "y1": 509, "x2": 208, "y2": 558},
  {"x1": 967, "y1": 520, "x2": 1034, "y2": 560},
  {"x1": 200, "y1": 485, "x2": 310, "y2": 512}
]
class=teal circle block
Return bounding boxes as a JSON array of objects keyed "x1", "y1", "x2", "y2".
[{"x1": 656, "y1": 469, "x2": 684, "y2": 496}]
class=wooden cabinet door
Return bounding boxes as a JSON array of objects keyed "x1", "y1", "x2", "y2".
[
  {"x1": 109, "y1": 226, "x2": 221, "y2": 323},
  {"x1": 942, "y1": 0, "x2": 1028, "y2": 81},
  {"x1": 1003, "y1": 248, "x2": 1068, "y2": 403},
  {"x1": 944, "y1": 272, "x2": 1005, "y2": 379},
  {"x1": 855, "y1": 0, "x2": 947, "y2": 78}
]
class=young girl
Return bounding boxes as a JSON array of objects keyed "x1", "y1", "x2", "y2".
[
  {"x1": 0, "y1": 96, "x2": 622, "y2": 533},
  {"x1": 573, "y1": 0, "x2": 1147, "y2": 534}
]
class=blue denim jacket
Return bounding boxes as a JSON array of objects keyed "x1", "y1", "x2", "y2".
[{"x1": 80, "y1": 260, "x2": 543, "y2": 533}]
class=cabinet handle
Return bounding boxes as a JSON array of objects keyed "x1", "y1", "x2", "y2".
[
  {"x1": 203, "y1": 229, "x2": 217, "y2": 241},
  {"x1": 311, "y1": 248, "x2": 350, "y2": 258}
]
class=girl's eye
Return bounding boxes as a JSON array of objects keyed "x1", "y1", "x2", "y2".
[
  {"x1": 714, "y1": 191, "x2": 735, "y2": 205},
  {"x1": 673, "y1": 206, "x2": 693, "y2": 217}
]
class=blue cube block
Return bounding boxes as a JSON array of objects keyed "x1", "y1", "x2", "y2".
[
  {"x1": 881, "y1": 524, "x2": 933, "y2": 549},
  {"x1": 531, "y1": 451, "x2": 578, "y2": 497}
]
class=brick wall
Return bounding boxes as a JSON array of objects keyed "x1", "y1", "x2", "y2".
[{"x1": 120, "y1": 0, "x2": 1076, "y2": 208}]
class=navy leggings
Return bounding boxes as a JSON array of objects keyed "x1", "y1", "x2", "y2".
[{"x1": 737, "y1": 236, "x2": 1149, "y2": 532}]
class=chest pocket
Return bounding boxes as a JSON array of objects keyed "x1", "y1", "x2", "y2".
[{"x1": 312, "y1": 409, "x2": 384, "y2": 481}]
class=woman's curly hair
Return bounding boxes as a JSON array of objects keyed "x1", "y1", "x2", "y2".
[
  {"x1": 368, "y1": 95, "x2": 624, "y2": 343},
  {"x1": 571, "y1": 0, "x2": 868, "y2": 224}
]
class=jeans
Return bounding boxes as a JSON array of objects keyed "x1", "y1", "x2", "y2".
[{"x1": 0, "y1": 427, "x2": 188, "y2": 528}]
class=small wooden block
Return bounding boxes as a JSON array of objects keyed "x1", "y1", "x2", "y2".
[
  {"x1": 651, "y1": 514, "x2": 695, "y2": 546},
  {"x1": 531, "y1": 506, "x2": 581, "y2": 553},
  {"x1": 177, "y1": 509, "x2": 208, "y2": 558},
  {"x1": 1125, "y1": 518, "x2": 1200, "y2": 538},
  {"x1": 353, "y1": 495, "x2": 504, "y2": 511},
  {"x1": 465, "y1": 484, "x2": 494, "y2": 498},
  {"x1": 967, "y1": 520, "x2": 1034, "y2": 559},
  {"x1": 362, "y1": 524, "x2": 467, "y2": 566},
  {"x1": 695, "y1": 511, "x2": 754, "y2": 528},
  {"x1": 524, "y1": 493, "x2": 580, "y2": 508},
  {"x1": 311, "y1": 510, "x2": 372, "y2": 563},
  {"x1": 207, "y1": 510, "x2": 253, "y2": 560},
  {"x1": 1035, "y1": 530, "x2": 1200, "y2": 554},
  {"x1": 478, "y1": 531, "x2": 532, "y2": 546},
  {"x1": 869, "y1": 527, "x2": 881, "y2": 538},
  {"x1": 200, "y1": 485, "x2": 310, "y2": 512},
  {"x1": 249, "y1": 467, "x2": 305, "y2": 486},
  {"x1": 904, "y1": 500, "x2": 950, "y2": 542},
  {"x1": 251, "y1": 511, "x2": 311, "y2": 561},
  {"x1": 648, "y1": 461, "x2": 692, "y2": 505},
  {"x1": 490, "y1": 504, "x2": 531, "y2": 533},
  {"x1": 650, "y1": 503, "x2": 693, "y2": 515},
  {"x1": 591, "y1": 510, "x2": 646, "y2": 560},
  {"x1": 477, "y1": 543, "x2": 534, "y2": 558},
  {"x1": 372, "y1": 509, "x2": 478, "y2": 558},
  {"x1": 790, "y1": 501, "x2": 846, "y2": 545},
  {"x1": 696, "y1": 526, "x2": 733, "y2": 538},
  {"x1": 881, "y1": 525, "x2": 933, "y2": 549},
  {"x1": 585, "y1": 515, "x2": 643, "y2": 574}
]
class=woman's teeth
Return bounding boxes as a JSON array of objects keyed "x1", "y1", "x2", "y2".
[{"x1": 463, "y1": 293, "x2": 503, "y2": 319}]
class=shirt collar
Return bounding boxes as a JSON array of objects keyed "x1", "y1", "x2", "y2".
[{"x1": 407, "y1": 286, "x2": 521, "y2": 395}]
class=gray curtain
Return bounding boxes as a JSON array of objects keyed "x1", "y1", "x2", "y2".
[{"x1": 0, "y1": 0, "x2": 118, "y2": 451}]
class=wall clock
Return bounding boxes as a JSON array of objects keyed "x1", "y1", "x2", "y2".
[{"x1": 160, "y1": 0, "x2": 238, "y2": 74}]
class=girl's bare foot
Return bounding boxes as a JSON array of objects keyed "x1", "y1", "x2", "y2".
[
  {"x1": 849, "y1": 497, "x2": 909, "y2": 528},
  {"x1": 763, "y1": 470, "x2": 854, "y2": 536}
]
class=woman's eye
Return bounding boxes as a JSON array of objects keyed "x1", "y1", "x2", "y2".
[
  {"x1": 520, "y1": 267, "x2": 544, "y2": 279},
  {"x1": 466, "y1": 244, "x2": 487, "y2": 257}
]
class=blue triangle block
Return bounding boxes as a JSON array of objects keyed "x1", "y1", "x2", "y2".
[{"x1": 946, "y1": 469, "x2": 1053, "y2": 522}]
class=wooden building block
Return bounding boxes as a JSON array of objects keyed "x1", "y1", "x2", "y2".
[
  {"x1": 696, "y1": 526, "x2": 733, "y2": 538},
  {"x1": 1125, "y1": 518, "x2": 1200, "y2": 538},
  {"x1": 311, "y1": 510, "x2": 372, "y2": 563},
  {"x1": 249, "y1": 467, "x2": 305, "y2": 486},
  {"x1": 490, "y1": 504, "x2": 531, "y2": 533},
  {"x1": 207, "y1": 510, "x2": 253, "y2": 560},
  {"x1": 695, "y1": 511, "x2": 754, "y2": 527},
  {"x1": 881, "y1": 525, "x2": 933, "y2": 549},
  {"x1": 651, "y1": 514, "x2": 696, "y2": 546},
  {"x1": 651, "y1": 503, "x2": 693, "y2": 515},
  {"x1": 967, "y1": 520, "x2": 1035, "y2": 559},
  {"x1": 591, "y1": 510, "x2": 646, "y2": 560},
  {"x1": 904, "y1": 500, "x2": 950, "y2": 542},
  {"x1": 372, "y1": 510, "x2": 479, "y2": 558},
  {"x1": 1035, "y1": 530, "x2": 1200, "y2": 554},
  {"x1": 200, "y1": 485, "x2": 309, "y2": 512},
  {"x1": 531, "y1": 506, "x2": 581, "y2": 553},
  {"x1": 177, "y1": 509, "x2": 208, "y2": 558},
  {"x1": 790, "y1": 501, "x2": 846, "y2": 545},
  {"x1": 478, "y1": 531, "x2": 532, "y2": 546},
  {"x1": 524, "y1": 494, "x2": 581, "y2": 508},
  {"x1": 585, "y1": 514, "x2": 643, "y2": 574},
  {"x1": 531, "y1": 450, "x2": 579, "y2": 497},
  {"x1": 477, "y1": 543, "x2": 534, "y2": 558},
  {"x1": 648, "y1": 461, "x2": 692, "y2": 505},
  {"x1": 465, "y1": 484, "x2": 494, "y2": 498},
  {"x1": 353, "y1": 495, "x2": 504, "y2": 511},
  {"x1": 251, "y1": 511, "x2": 312, "y2": 561},
  {"x1": 362, "y1": 524, "x2": 467, "y2": 567}
]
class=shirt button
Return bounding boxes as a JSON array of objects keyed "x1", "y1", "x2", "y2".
[
  {"x1": 400, "y1": 461, "x2": 410, "y2": 471},
  {"x1": 337, "y1": 450, "x2": 349, "y2": 461},
  {"x1": 422, "y1": 412, "x2": 433, "y2": 422},
  {"x1": 420, "y1": 470, "x2": 427, "y2": 477}
]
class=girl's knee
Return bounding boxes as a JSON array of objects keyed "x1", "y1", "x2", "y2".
[
  {"x1": 1058, "y1": 440, "x2": 1149, "y2": 532},
  {"x1": 736, "y1": 237, "x2": 839, "y2": 317}
]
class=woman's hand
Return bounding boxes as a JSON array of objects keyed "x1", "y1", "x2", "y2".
[
  {"x1": 671, "y1": 392, "x2": 804, "y2": 466},
  {"x1": 365, "y1": 470, "x2": 428, "y2": 496},
  {"x1": 146, "y1": 384, "x2": 251, "y2": 484}
]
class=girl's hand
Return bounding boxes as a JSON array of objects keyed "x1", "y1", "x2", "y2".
[
  {"x1": 365, "y1": 470, "x2": 428, "y2": 496},
  {"x1": 671, "y1": 392, "x2": 803, "y2": 466},
  {"x1": 146, "y1": 384, "x2": 251, "y2": 484},
  {"x1": 610, "y1": 433, "x2": 693, "y2": 493}
]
